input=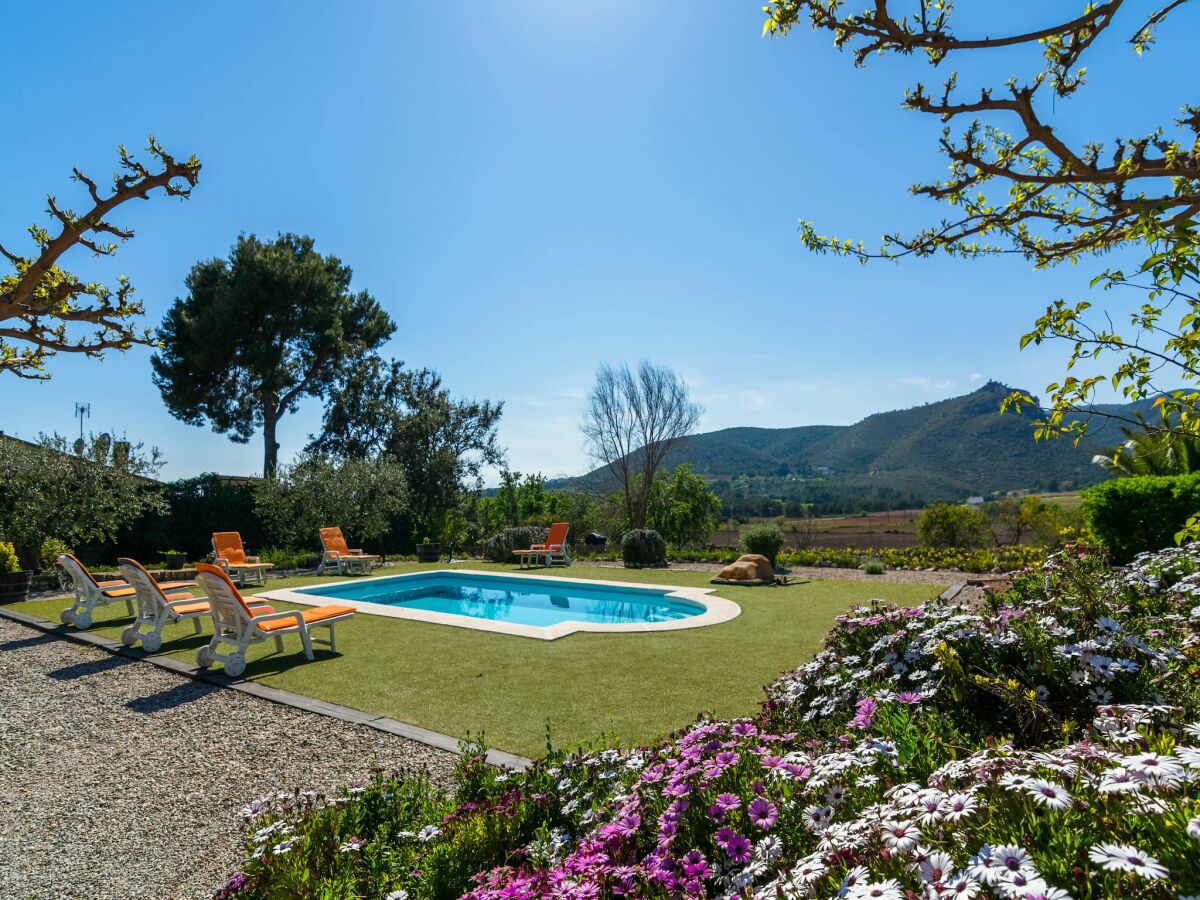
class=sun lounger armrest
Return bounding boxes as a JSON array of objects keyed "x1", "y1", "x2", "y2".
[
  {"x1": 252, "y1": 609, "x2": 306, "y2": 627},
  {"x1": 214, "y1": 556, "x2": 230, "y2": 566},
  {"x1": 245, "y1": 555, "x2": 261, "y2": 563},
  {"x1": 162, "y1": 594, "x2": 199, "y2": 609},
  {"x1": 325, "y1": 550, "x2": 341, "y2": 560}
]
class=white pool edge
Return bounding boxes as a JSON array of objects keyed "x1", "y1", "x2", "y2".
[{"x1": 255, "y1": 568, "x2": 741, "y2": 641}]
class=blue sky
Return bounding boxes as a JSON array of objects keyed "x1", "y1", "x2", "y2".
[{"x1": 2, "y1": 2, "x2": 1193, "y2": 481}]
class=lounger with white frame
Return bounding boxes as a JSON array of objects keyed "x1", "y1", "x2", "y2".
[
  {"x1": 211, "y1": 531, "x2": 275, "y2": 586},
  {"x1": 512, "y1": 522, "x2": 572, "y2": 568},
  {"x1": 58, "y1": 554, "x2": 195, "y2": 630},
  {"x1": 117, "y1": 557, "x2": 271, "y2": 652},
  {"x1": 193, "y1": 563, "x2": 354, "y2": 677},
  {"x1": 318, "y1": 526, "x2": 381, "y2": 575}
]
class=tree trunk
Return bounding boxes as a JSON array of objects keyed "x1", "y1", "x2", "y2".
[{"x1": 263, "y1": 409, "x2": 280, "y2": 479}]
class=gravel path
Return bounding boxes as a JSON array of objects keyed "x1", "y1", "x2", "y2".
[{"x1": 0, "y1": 617, "x2": 456, "y2": 900}]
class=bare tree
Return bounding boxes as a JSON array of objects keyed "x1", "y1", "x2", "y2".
[{"x1": 581, "y1": 360, "x2": 703, "y2": 530}]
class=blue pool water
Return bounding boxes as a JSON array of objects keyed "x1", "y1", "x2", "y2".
[{"x1": 295, "y1": 572, "x2": 704, "y2": 628}]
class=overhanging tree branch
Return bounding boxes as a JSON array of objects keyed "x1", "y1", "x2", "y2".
[{"x1": 0, "y1": 136, "x2": 201, "y2": 378}]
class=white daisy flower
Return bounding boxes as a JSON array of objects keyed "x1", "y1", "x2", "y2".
[
  {"x1": 1187, "y1": 816, "x2": 1200, "y2": 840},
  {"x1": 1087, "y1": 843, "x2": 1168, "y2": 879},
  {"x1": 1120, "y1": 752, "x2": 1184, "y2": 782},
  {"x1": 847, "y1": 879, "x2": 904, "y2": 900},
  {"x1": 1024, "y1": 779, "x2": 1072, "y2": 810},
  {"x1": 916, "y1": 851, "x2": 955, "y2": 884},
  {"x1": 880, "y1": 820, "x2": 919, "y2": 855},
  {"x1": 941, "y1": 792, "x2": 979, "y2": 823}
]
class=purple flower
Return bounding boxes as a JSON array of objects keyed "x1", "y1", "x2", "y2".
[
  {"x1": 724, "y1": 833, "x2": 752, "y2": 864},
  {"x1": 715, "y1": 751, "x2": 740, "y2": 768},
  {"x1": 714, "y1": 826, "x2": 736, "y2": 850},
  {"x1": 896, "y1": 692, "x2": 921, "y2": 704},
  {"x1": 848, "y1": 697, "x2": 877, "y2": 730},
  {"x1": 731, "y1": 722, "x2": 758, "y2": 738},
  {"x1": 748, "y1": 797, "x2": 778, "y2": 830},
  {"x1": 708, "y1": 793, "x2": 740, "y2": 822},
  {"x1": 682, "y1": 849, "x2": 709, "y2": 880}
]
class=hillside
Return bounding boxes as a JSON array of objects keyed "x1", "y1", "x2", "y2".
[{"x1": 560, "y1": 381, "x2": 1156, "y2": 510}]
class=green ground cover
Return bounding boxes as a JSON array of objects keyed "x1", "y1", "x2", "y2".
[{"x1": 13, "y1": 563, "x2": 943, "y2": 756}]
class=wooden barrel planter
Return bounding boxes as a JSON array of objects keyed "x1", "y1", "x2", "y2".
[{"x1": 0, "y1": 571, "x2": 33, "y2": 603}]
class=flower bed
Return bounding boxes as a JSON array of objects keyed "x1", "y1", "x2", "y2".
[{"x1": 220, "y1": 544, "x2": 1200, "y2": 899}]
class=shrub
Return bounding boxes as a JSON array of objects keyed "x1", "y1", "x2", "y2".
[
  {"x1": 1082, "y1": 472, "x2": 1200, "y2": 562},
  {"x1": 622, "y1": 528, "x2": 666, "y2": 567},
  {"x1": 481, "y1": 526, "x2": 548, "y2": 563},
  {"x1": 258, "y1": 548, "x2": 315, "y2": 571},
  {"x1": 917, "y1": 501, "x2": 991, "y2": 549},
  {"x1": 861, "y1": 559, "x2": 886, "y2": 575},
  {"x1": 0, "y1": 541, "x2": 21, "y2": 574},
  {"x1": 740, "y1": 522, "x2": 785, "y2": 564},
  {"x1": 38, "y1": 537, "x2": 72, "y2": 572}
]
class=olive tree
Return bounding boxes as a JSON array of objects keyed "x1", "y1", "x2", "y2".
[
  {"x1": 1, "y1": 138, "x2": 200, "y2": 378},
  {"x1": 581, "y1": 360, "x2": 702, "y2": 530},
  {"x1": 254, "y1": 454, "x2": 408, "y2": 551},
  {"x1": 0, "y1": 432, "x2": 165, "y2": 567},
  {"x1": 311, "y1": 356, "x2": 505, "y2": 540}
]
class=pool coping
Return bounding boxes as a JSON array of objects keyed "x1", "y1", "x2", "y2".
[
  {"x1": 255, "y1": 568, "x2": 742, "y2": 641},
  {"x1": 0, "y1": 604, "x2": 531, "y2": 771}
]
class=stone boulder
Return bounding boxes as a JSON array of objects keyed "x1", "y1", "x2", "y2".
[{"x1": 714, "y1": 553, "x2": 774, "y2": 583}]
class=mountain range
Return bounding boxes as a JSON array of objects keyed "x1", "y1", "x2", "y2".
[{"x1": 558, "y1": 381, "x2": 1156, "y2": 510}]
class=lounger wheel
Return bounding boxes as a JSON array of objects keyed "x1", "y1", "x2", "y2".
[
  {"x1": 60, "y1": 610, "x2": 76, "y2": 625},
  {"x1": 73, "y1": 612, "x2": 92, "y2": 630},
  {"x1": 196, "y1": 646, "x2": 213, "y2": 668},
  {"x1": 120, "y1": 627, "x2": 139, "y2": 646},
  {"x1": 141, "y1": 632, "x2": 162, "y2": 653},
  {"x1": 223, "y1": 653, "x2": 247, "y2": 677}
]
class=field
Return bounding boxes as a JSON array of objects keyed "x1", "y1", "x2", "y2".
[{"x1": 711, "y1": 492, "x2": 1084, "y2": 550}]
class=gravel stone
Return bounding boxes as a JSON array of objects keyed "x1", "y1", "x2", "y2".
[{"x1": 0, "y1": 617, "x2": 456, "y2": 900}]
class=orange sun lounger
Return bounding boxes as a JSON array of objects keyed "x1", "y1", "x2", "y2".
[
  {"x1": 211, "y1": 532, "x2": 275, "y2": 586},
  {"x1": 116, "y1": 557, "x2": 271, "y2": 652},
  {"x1": 512, "y1": 522, "x2": 571, "y2": 568},
  {"x1": 319, "y1": 527, "x2": 381, "y2": 575},
  {"x1": 193, "y1": 564, "x2": 354, "y2": 677},
  {"x1": 58, "y1": 554, "x2": 195, "y2": 630}
]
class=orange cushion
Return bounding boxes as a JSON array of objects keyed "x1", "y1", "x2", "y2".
[
  {"x1": 255, "y1": 604, "x2": 355, "y2": 632},
  {"x1": 170, "y1": 598, "x2": 208, "y2": 616},
  {"x1": 101, "y1": 586, "x2": 136, "y2": 599},
  {"x1": 96, "y1": 579, "x2": 126, "y2": 588}
]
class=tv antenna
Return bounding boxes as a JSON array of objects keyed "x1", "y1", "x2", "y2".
[{"x1": 74, "y1": 402, "x2": 90, "y2": 452}]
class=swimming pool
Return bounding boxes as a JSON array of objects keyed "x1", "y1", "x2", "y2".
[{"x1": 258, "y1": 570, "x2": 740, "y2": 640}]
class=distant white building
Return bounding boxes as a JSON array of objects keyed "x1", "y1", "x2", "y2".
[{"x1": 965, "y1": 496, "x2": 985, "y2": 506}]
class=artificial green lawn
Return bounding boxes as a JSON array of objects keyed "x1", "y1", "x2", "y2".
[{"x1": 14, "y1": 563, "x2": 944, "y2": 757}]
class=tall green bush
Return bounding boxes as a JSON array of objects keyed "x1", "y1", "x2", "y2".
[
  {"x1": 622, "y1": 528, "x2": 666, "y2": 567},
  {"x1": 1081, "y1": 472, "x2": 1200, "y2": 562},
  {"x1": 481, "y1": 526, "x2": 549, "y2": 563},
  {"x1": 740, "y1": 522, "x2": 785, "y2": 564}
]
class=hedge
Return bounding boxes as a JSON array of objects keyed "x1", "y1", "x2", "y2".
[{"x1": 1080, "y1": 472, "x2": 1200, "y2": 563}]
